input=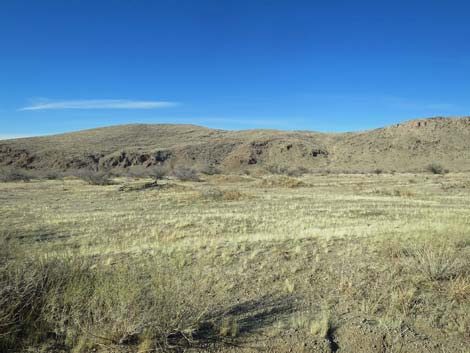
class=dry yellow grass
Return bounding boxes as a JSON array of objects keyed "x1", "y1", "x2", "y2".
[{"x1": 0, "y1": 172, "x2": 469, "y2": 352}]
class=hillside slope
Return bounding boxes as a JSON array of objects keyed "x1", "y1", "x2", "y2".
[{"x1": 1, "y1": 117, "x2": 470, "y2": 172}]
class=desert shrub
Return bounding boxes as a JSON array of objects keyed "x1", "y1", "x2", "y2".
[
  {"x1": 426, "y1": 163, "x2": 448, "y2": 175},
  {"x1": 0, "y1": 259, "x2": 48, "y2": 349},
  {"x1": 373, "y1": 168, "x2": 383, "y2": 175},
  {"x1": 265, "y1": 165, "x2": 309, "y2": 176},
  {"x1": 264, "y1": 165, "x2": 285, "y2": 175},
  {"x1": 221, "y1": 190, "x2": 246, "y2": 201},
  {"x1": 146, "y1": 165, "x2": 168, "y2": 182},
  {"x1": 105, "y1": 168, "x2": 127, "y2": 178},
  {"x1": 258, "y1": 176, "x2": 306, "y2": 188},
  {"x1": 288, "y1": 311, "x2": 331, "y2": 339},
  {"x1": 172, "y1": 167, "x2": 200, "y2": 181},
  {"x1": 123, "y1": 165, "x2": 168, "y2": 181},
  {"x1": 372, "y1": 188, "x2": 415, "y2": 197},
  {"x1": 448, "y1": 276, "x2": 470, "y2": 302},
  {"x1": 286, "y1": 167, "x2": 309, "y2": 177},
  {"x1": 200, "y1": 187, "x2": 224, "y2": 200},
  {"x1": 0, "y1": 168, "x2": 31, "y2": 182},
  {"x1": 0, "y1": 252, "x2": 221, "y2": 352},
  {"x1": 401, "y1": 241, "x2": 463, "y2": 281},
  {"x1": 214, "y1": 174, "x2": 253, "y2": 183},
  {"x1": 40, "y1": 170, "x2": 64, "y2": 180},
  {"x1": 125, "y1": 167, "x2": 146, "y2": 178},
  {"x1": 198, "y1": 187, "x2": 247, "y2": 201},
  {"x1": 315, "y1": 169, "x2": 332, "y2": 175},
  {"x1": 200, "y1": 164, "x2": 221, "y2": 175},
  {"x1": 73, "y1": 170, "x2": 113, "y2": 185},
  {"x1": 392, "y1": 188, "x2": 415, "y2": 197},
  {"x1": 118, "y1": 166, "x2": 170, "y2": 191}
]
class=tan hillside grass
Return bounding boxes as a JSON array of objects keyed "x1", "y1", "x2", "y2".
[{"x1": 2, "y1": 117, "x2": 470, "y2": 173}]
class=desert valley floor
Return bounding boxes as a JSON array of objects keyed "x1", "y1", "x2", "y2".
[{"x1": 1, "y1": 172, "x2": 469, "y2": 352}]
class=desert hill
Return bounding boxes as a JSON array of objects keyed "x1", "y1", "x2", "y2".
[{"x1": 1, "y1": 116, "x2": 470, "y2": 172}]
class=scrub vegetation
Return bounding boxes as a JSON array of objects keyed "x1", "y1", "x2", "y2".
[{"x1": 1, "y1": 172, "x2": 469, "y2": 352}]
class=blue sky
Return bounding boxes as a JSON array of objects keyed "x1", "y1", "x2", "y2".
[{"x1": 1, "y1": 0, "x2": 470, "y2": 138}]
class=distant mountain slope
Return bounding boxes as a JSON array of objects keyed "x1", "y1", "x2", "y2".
[{"x1": 1, "y1": 117, "x2": 470, "y2": 172}]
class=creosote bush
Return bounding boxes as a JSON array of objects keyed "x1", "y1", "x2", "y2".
[
  {"x1": 73, "y1": 170, "x2": 113, "y2": 185},
  {"x1": 258, "y1": 176, "x2": 306, "y2": 188},
  {"x1": 0, "y1": 168, "x2": 31, "y2": 182},
  {"x1": 41, "y1": 170, "x2": 64, "y2": 180},
  {"x1": 0, "y1": 168, "x2": 66, "y2": 182},
  {"x1": 172, "y1": 167, "x2": 200, "y2": 181},
  {"x1": 123, "y1": 164, "x2": 169, "y2": 181},
  {"x1": 265, "y1": 165, "x2": 309, "y2": 177},
  {"x1": 200, "y1": 164, "x2": 221, "y2": 175},
  {"x1": 146, "y1": 165, "x2": 168, "y2": 182},
  {"x1": 426, "y1": 163, "x2": 449, "y2": 175},
  {"x1": 199, "y1": 187, "x2": 247, "y2": 201}
]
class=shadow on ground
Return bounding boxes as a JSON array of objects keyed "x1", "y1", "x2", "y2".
[{"x1": 167, "y1": 295, "x2": 297, "y2": 350}]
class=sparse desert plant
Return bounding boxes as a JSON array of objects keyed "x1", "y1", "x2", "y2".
[
  {"x1": 198, "y1": 187, "x2": 246, "y2": 201},
  {"x1": 41, "y1": 170, "x2": 63, "y2": 180},
  {"x1": 1, "y1": 171, "x2": 470, "y2": 352},
  {"x1": 289, "y1": 313, "x2": 310, "y2": 331},
  {"x1": 172, "y1": 167, "x2": 200, "y2": 181},
  {"x1": 124, "y1": 166, "x2": 148, "y2": 179},
  {"x1": 0, "y1": 168, "x2": 31, "y2": 182},
  {"x1": 0, "y1": 260, "x2": 46, "y2": 349},
  {"x1": 284, "y1": 278, "x2": 295, "y2": 293},
  {"x1": 289, "y1": 311, "x2": 331, "y2": 339},
  {"x1": 200, "y1": 186, "x2": 224, "y2": 200},
  {"x1": 200, "y1": 163, "x2": 221, "y2": 175},
  {"x1": 265, "y1": 165, "x2": 287, "y2": 175},
  {"x1": 258, "y1": 176, "x2": 306, "y2": 188},
  {"x1": 426, "y1": 163, "x2": 449, "y2": 175},
  {"x1": 286, "y1": 167, "x2": 309, "y2": 177},
  {"x1": 389, "y1": 285, "x2": 417, "y2": 316},
  {"x1": 309, "y1": 314, "x2": 331, "y2": 338},
  {"x1": 373, "y1": 168, "x2": 383, "y2": 174},
  {"x1": 73, "y1": 169, "x2": 113, "y2": 185},
  {"x1": 219, "y1": 317, "x2": 239, "y2": 337},
  {"x1": 447, "y1": 275, "x2": 470, "y2": 302},
  {"x1": 265, "y1": 165, "x2": 308, "y2": 176},
  {"x1": 406, "y1": 241, "x2": 461, "y2": 281},
  {"x1": 220, "y1": 190, "x2": 246, "y2": 201},
  {"x1": 0, "y1": 251, "x2": 218, "y2": 352},
  {"x1": 392, "y1": 188, "x2": 415, "y2": 197},
  {"x1": 147, "y1": 165, "x2": 169, "y2": 183},
  {"x1": 372, "y1": 188, "x2": 415, "y2": 197}
]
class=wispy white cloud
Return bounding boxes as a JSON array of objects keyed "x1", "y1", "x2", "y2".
[
  {"x1": 0, "y1": 134, "x2": 36, "y2": 140},
  {"x1": 19, "y1": 99, "x2": 178, "y2": 111}
]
